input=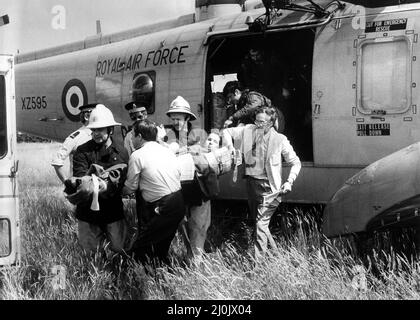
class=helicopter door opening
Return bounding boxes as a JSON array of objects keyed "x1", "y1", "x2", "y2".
[{"x1": 205, "y1": 29, "x2": 315, "y2": 162}]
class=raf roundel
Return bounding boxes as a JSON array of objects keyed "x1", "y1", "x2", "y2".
[{"x1": 61, "y1": 79, "x2": 88, "y2": 122}]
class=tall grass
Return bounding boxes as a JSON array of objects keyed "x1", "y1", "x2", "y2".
[{"x1": 0, "y1": 142, "x2": 419, "y2": 300}]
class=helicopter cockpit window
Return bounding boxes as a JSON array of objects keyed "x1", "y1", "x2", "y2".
[
  {"x1": 0, "y1": 75, "x2": 7, "y2": 158},
  {"x1": 358, "y1": 38, "x2": 411, "y2": 114},
  {"x1": 132, "y1": 71, "x2": 155, "y2": 114}
]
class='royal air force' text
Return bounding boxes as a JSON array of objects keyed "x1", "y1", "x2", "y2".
[{"x1": 96, "y1": 45, "x2": 188, "y2": 77}]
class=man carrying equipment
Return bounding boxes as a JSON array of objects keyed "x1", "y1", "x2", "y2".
[{"x1": 71, "y1": 104, "x2": 129, "y2": 254}]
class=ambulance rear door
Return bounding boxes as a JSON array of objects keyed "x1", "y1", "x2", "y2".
[{"x1": 0, "y1": 54, "x2": 20, "y2": 266}]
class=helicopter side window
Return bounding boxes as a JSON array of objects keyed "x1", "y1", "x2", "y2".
[
  {"x1": 132, "y1": 71, "x2": 155, "y2": 115},
  {"x1": 358, "y1": 37, "x2": 411, "y2": 114},
  {"x1": 0, "y1": 75, "x2": 7, "y2": 159}
]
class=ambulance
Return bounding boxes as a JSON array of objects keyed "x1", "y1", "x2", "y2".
[{"x1": 0, "y1": 14, "x2": 20, "y2": 267}]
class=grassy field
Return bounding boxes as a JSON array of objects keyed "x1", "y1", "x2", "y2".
[{"x1": 0, "y1": 142, "x2": 419, "y2": 300}]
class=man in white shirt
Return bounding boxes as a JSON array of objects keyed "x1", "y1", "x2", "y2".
[
  {"x1": 223, "y1": 106, "x2": 301, "y2": 259},
  {"x1": 123, "y1": 119, "x2": 185, "y2": 265},
  {"x1": 51, "y1": 103, "x2": 97, "y2": 183}
]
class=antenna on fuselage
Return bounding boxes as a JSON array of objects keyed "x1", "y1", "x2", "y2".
[{"x1": 96, "y1": 20, "x2": 102, "y2": 35}]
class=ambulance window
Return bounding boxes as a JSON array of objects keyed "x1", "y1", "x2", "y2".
[
  {"x1": 0, "y1": 219, "x2": 11, "y2": 257},
  {"x1": 132, "y1": 71, "x2": 155, "y2": 114},
  {"x1": 359, "y1": 38, "x2": 410, "y2": 114},
  {"x1": 0, "y1": 75, "x2": 7, "y2": 158}
]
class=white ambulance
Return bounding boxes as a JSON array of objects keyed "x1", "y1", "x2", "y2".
[{"x1": 0, "y1": 53, "x2": 20, "y2": 267}]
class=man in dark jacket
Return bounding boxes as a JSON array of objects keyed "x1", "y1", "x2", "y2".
[
  {"x1": 222, "y1": 81, "x2": 285, "y2": 133},
  {"x1": 72, "y1": 104, "x2": 129, "y2": 254}
]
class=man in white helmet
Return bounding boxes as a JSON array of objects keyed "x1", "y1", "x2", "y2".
[
  {"x1": 164, "y1": 96, "x2": 211, "y2": 259},
  {"x1": 51, "y1": 103, "x2": 97, "y2": 183},
  {"x1": 72, "y1": 104, "x2": 129, "y2": 254}
]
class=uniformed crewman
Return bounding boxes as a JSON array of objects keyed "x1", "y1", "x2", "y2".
[
  {"x1": 123, "y1": 101, "x2": 148, "y2": 155},
  {"x1": 122, "y1": 101, "x2": 151, "y2": 244},
  {"x1": 51, "y1": 103, "x2": 97, "y2": 183}
]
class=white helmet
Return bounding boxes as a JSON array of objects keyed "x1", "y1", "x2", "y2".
[
  {"x1": 86, "y1": 104, "x2": 121, "y2": 129},
  {"x1": 166, "y1": 96, "x2": 197, "y2": 120}
]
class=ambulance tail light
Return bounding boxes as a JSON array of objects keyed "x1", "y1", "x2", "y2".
[{"x1": 0, "y1": 218, "x2": 11, "y2": 258}]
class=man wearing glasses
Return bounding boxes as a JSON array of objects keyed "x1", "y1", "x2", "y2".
[
  {"x1": 123, "y1": 101, "x2": 148, "y2": 155},
  {"x1": 222, "y1": 106, "x2": 301, "y2": 260},
  {"x1": 51, "y1": 103, "x2": 97, "y2": 183}
]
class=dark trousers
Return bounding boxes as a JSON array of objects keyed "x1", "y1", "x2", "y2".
[
  {"x1": 132, "y1": 190, "x2": 185, "y2": 265},
  {"x1": 135, "y1": 190, "x2": 152, "y2": 232}
]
